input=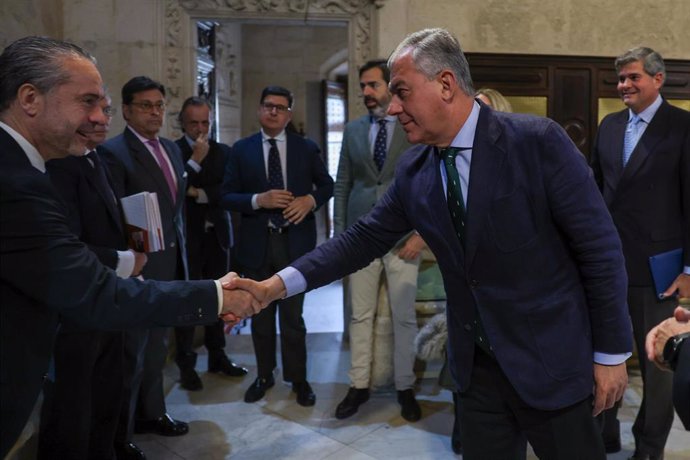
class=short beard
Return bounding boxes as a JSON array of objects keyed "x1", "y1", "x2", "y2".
[{"x1": 368, "y1": 105, "x2": 387, "y2": 119}]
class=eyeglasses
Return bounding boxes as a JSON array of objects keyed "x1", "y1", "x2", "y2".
[
  {"x1": 261, "y1": 102, "x2": 291, "y2": 113},
  {"x1": 129, "y1": 101, "x2": 166, "y2": 112},
  {"x1": 103, "y1": 106, "x2": 116, "y2": 118}
]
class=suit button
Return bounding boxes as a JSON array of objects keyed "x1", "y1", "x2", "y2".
[
  {"x1": 470, "y1": 280, "x2": 479, "y2": 288},
  {"x1": 377, "y1": 181, "x2": 382, "y2": 185},
  {"x1": 464, "y1": 324, "x2": 472, "y2": 331},
  {"x1": 170, "y1": 242, "x2": 176, "y2": 248}
]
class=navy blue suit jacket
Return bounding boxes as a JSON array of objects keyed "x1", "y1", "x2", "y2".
[
  {"x1": 0, "y1": 128, "x2": 218, "y2": 457},
  {"x1": 289, "y1": 107, "x2": 632, "y2": 410},
  {"x1": 591, "y1": 100, "x2": 690, "y2": 285},
  {"x1": 100, "y1": 128, "x2": 189, "y2": 281},
  {"x1": 221, "y1": 131, "x2": 333, "y2": 270}
]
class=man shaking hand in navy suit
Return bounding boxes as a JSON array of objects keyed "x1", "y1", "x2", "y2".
[{"x1": 229, "y1": 29, "x2": 633, "y2": 460}]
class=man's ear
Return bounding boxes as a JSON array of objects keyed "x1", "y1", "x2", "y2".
[
  {"x1": 16, "y1": 83, "x2": 42, "y2": 117},
  {"x1": 438, "y1": 70, "x2": 457, "y2": 102}
]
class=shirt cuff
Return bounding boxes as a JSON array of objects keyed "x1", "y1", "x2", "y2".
[
  {"x1": 683, "y1": 266, "x2": 690, "y2": 275},
  {"x1": 251, "y1": 194, "x2": 259, "y2": 210},
  {"x1": 187, "y1": 158, "x2": 201, "y2": 173},
  {"x1": 308, "y1": 194, "x2": 317, "y2": 211},
  {"x1": 276, "y1": 266, "x2": 306, "y2": 298},
  {"x1": 196, "y1": 188, "x2": 209, "y2": 204},
  {"x1": 214, "y1": 280, "x2": 223, "y2": 315},
  {"x1": 593, "y1": 351, "x2": 632, "y2": 365},
  {"x1": 116, "y1": 250, "x2": 135, "y2": 278}
]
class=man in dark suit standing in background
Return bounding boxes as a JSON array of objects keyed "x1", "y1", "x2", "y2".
[
  {"x1": 591, "y1": 46, "x2": 690, "y2": 460},
  {"x1": 100, "y1": 77, "x2": 191, "y2": 441},
  {"x1": 221, "y1": 86, "x2": 333, "y2": 407},
  {"x1": 174, "y1": 96, "x2": 248, "y2": 391},
  {"x1": 234, "y1": 29, "x2": 633, "y2": 460},
  {"x1": 0, "y1": 36, "x2": 256, "y2": 459},
  {"x1": 39, "y1": 96, "x2": 149, "y2": 460}
]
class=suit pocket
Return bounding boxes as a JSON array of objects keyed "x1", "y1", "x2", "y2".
[
  {"x1": 527, "y1": 300, "x2": 590, "y2": 380},
  {"x1": 488, "y1": 188, "x2": 538, "y2": 252}
]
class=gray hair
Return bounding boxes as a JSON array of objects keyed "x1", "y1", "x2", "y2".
[
  {"x1": 0, "y1": 36, "x2": 96, "y2": 113},
  {"x1": 614, "y1": 47, "x2": 666, "y2": 84},
  {"x1": 388, "y1": 28, "x2": 475, "y2": 96}
]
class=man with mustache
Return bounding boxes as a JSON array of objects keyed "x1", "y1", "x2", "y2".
[{"x1": 333, "y1": 59, "x2": 425, "y2": 422}]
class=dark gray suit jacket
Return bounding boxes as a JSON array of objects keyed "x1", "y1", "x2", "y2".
[
  {"x1": 100, "y1": 128, "x2": 189, "y2": 281},
  {"x1": 333, "y1": 116, "x2": 411, "y2": 234}
]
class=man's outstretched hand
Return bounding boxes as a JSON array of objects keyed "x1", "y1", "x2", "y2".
[
  {"x1": 216, "y1": 273, "x2": 288, "y2": 325},
  {"x1": 217, "y1": 272, "x2": 262, "y2": 322}
]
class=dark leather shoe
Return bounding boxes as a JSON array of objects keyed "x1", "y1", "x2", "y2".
[
  {"x1": 335, "y1": 387, "x2": 370, "y2": 419},
  {"x1": 180, "y1": 368, "x2": 203, "y2": 391},
  {"x1": 244, "y1": 376, "x2": 275, "y2": 403},
  {"x1": 292, "y1": 381, "x2": 316, "y2": 407},
  {"x1": 629, "y1": 453, "x2": 663, "y2": 460},
  {"x1": 115, "y1": 442, "x2": 146, "y2": 460},
  {"x1": 134, "y1": 413, "x2": 189, "y2": 436},
  {"x1": 208, "y1": 354, "x2": 248, "y2": 377},
  {"x1": 397, "y1": 389, "x2": 421, "y2": 422}
]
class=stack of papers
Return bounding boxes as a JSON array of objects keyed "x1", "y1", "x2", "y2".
[{"x1": 120, "y1": 192, "x2": 165, "y2": 252}]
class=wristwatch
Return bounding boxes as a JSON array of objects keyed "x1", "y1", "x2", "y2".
[{"x1": 663, "y1": 331, "x2": 690, "y2": 371}]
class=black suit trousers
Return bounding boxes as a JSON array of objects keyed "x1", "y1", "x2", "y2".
[
  {"x1": 458, "y1": 347, "x2": 605, "y2": 460},
  {"x1": 38, "y1": 329, "x2": 124, "y2": 459},
  {"x1": 243, "y1": 232, "x2": 307, "y2": 382},
  {"x1": 175, "y1": 227, "x2": 230, "y2": 368}
]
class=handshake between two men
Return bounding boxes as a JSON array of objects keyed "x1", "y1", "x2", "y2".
[{"x1": 218, "y1": 273, "x2": 287, "y2": 326}]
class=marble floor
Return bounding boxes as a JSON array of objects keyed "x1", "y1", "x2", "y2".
[{"x1": 129, "y1": 282, "x2": 690, "y2": 460}]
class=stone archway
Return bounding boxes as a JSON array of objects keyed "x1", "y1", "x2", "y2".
[{"x1": 163, "y1": 0, "x2": 384, "y2": 131}]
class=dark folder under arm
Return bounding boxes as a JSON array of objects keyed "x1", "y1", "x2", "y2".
[{"x1": 649, "y1": 248, "x2": 683, "y2": 299}]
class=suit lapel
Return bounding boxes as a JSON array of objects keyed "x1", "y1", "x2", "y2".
[
  {"x1": 425, "y1": 146, "x2": 466, "y2": 263},
  {"x1": 352, "y1": 117, "x2": 379, "y2": 177},
  {"x1": 464, "y1": 108, "x2": 507, "y2": 270},
  {"x1": 125, "y1": 130, "x2": 174, "y2": 209},
  {"x1": 160, "y1": 137, "x2": 186, "y2": 212},
  {"x1": 620, "y1": 101, "x2": 670, "y2": 183},
  {"x1": 383, "y1": 122, "x2": 409, "y2": 175},
  {"x1": 603, "y1": 111, "x2": 628, "y2": 193},
  {"x1": 80, "y1": 156, "x2": 122, "y2": 232}
]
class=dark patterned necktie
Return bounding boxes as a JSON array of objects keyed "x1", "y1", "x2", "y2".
[
  {"x1": 440, "y1": 147, "x2": 467, "y2": 242},
  {"x1": 440, "y1": 146, "x2": 493, "y2": 355},
  {"x1": 267, "y1": 138, "x2": 287, "y2": 227},
  {"x1": 373, "y1": 119, "x2": 387, "y2": 172}
]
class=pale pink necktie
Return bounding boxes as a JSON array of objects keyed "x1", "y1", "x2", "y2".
[{"x1": 147, "y1": 139, "x2": 176, "y2": 203}]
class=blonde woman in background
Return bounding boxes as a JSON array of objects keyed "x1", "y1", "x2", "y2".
[{"x1": 476, "y1": 87, "x2": 513, "y2": 112}]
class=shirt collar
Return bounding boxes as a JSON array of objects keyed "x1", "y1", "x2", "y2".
[
  {"x1": 261, "y1": 129, "x2": 286, "y2": 143},
  {"x1": 370, "y1": 114, "x2": 396, "y2": 124},
  {"x1": 630, "y1": 94, "x2": 663, "y2": 124},
  {"x1": 184, "y1": 134, "x2": 196, "y2": 147},
  {"x1": 447, "y1": 100, "x2": 481, "y2": 150},
  {"x1": 0, "y1": 121, "x2": 46, "y2": 172},
  {"x1": 127, "y1": 125, "x2": 159, "y2": 145}
]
